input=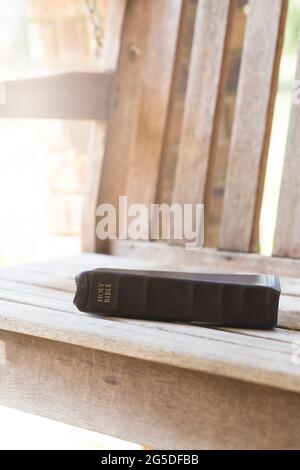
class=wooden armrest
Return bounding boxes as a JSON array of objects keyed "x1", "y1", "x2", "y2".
[{"x1": 0, "y1": 72, "x2": 114, "y2": 120}]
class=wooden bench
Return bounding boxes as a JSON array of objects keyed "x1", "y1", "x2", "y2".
[{"x1": 1, "y1": 0, "x2": 300, "y2": 449}]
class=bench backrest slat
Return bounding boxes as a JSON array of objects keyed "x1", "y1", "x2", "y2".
[
  {"x1": 93, "y1": 0, "x2": 183, "y2": 251},
  {"x1": 84, "y1": 0, "x2": 300, "y2": 261},
  {"x1": 172, "y1": 0, "x2": 234, "y2": 212},
  {"x1": 273, "y1": 45, "x2": 300, "y2": 258},
  {"x1": 219, "y1": 0, "x2": 287, "y2": 252}
]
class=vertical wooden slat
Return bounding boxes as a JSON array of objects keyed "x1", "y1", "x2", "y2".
[
  {"x1": 82, "y1": 0, "x2": 127, "y2": 252},
  {"x1": 99, "y1": 0, "x2": 128, "y2": 71},
  {"x1": 82, "y1": 122, "x2": 107, "y2": 252},
  {"x1": 273, "y1": 44, "x2": 300, "y2": 258},
  {"x1": 125, "y1": 0, "x2": 184, "y2": 207},
  {"x1": 155, "y1": 0, "x2": 195, "y2": 206},
  {"x1": 171, "y1": 0, "x2": 234, "y2": 216},
  {"x1": 219, "y1": 0, "x2": 287, "y2": 253},
  {"x1": 92, "y1": 0, "x2": 183, "y2": 252}
]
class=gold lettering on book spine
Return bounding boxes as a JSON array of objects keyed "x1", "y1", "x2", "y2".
[{"x1": 97, "y1": 282, "x2": 112, "y2": 304}]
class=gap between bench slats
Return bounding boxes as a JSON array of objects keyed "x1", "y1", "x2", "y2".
[
  {"x1": 0, "y1": 282, "x2": 299, "y2": 350},
  {"x1": 0, "y1": 276, "x2": 297, "y2": 345},
  {"x1": 2, "y1": 253, "x2": 300, "y2": 297},
  {"x1": 0, "y1": 266, "x2": 300, "y2": 343}
]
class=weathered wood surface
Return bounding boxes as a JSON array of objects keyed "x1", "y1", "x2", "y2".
[
  {"x1": 155, "y1": 0, "x2": 194, "y2": 206},
  {"x1": 81, "y1": 0, "x2": 128, "y2": 252},
  {"x1": 172, "y1": 0, "x2": 233, "y2": 215},
  {"x1": 109, "y1": 239, "x2": 300, "y2": 278},
  {"x1": 99, "y1": 0, "x2": 128, "y2": 72},
  {"x1": 0, "y1": 253, "x2": 300, "y2": 395},
  {"x1": 0, "y1": 72, "x2": 113, "y2": 120},
  {"x1": 82, "y1": 122, "x2": 107, "y2": 252},
  {"x1": 1, "y1": 251, "x2": 299, "y2": 299},
  {"x1": 273, "y1": 42, "x2": 300, "y2": 258},
  {"x1": 1, "y1": 330, "x2": 300, "y2": 450},
  {"x1": 124, "y1": 0, "x2": 183, "y2": 207},
  {"x1": 92, "y1": 0, "x2": 183, "y2": 251},
  {"x1": 219, "y1": 0, "x2": 287, "y2": 252}
]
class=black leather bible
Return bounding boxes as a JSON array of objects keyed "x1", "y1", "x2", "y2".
[{"x1": 73, "y1": 269, "x2": 280, "y2": 329}]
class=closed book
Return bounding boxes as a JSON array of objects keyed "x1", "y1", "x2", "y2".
[{"x1": 73, "y1": 268, "x2": 280, "y2": 329}]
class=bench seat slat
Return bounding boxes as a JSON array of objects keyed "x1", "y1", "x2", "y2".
[
  {"x1": 0, "y1": 278, "x2": 299, "y2": 350},
  {"x1": 1, "y1": 253, "x2": 300, "y2": 394},
  {"x1": 1, "y1": 294, "x2": 300, "y2": 393},
  {"x1": 0, "y1": 251, "x2": 299, "y2": 297},
  {"x1": 0, "y1": 269, "x2": 299, "y2": 339},
  {"x1": 109, "y1": 239, "x2": 300, "y2": 278},
  {"x1": 2, "y1": 330, "x2": 300, "y2": 449}
]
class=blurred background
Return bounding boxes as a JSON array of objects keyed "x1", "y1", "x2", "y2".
[
  {"x1": 0, "y1": 0, "x2": 299, "y2": 268},
  {"x1": 0, "y1": 0, "x2": 299, "y2": 449},
  {"x1": 0, "y1": 0, "x2": 106, "y2": 266},
  {"x1": 0, "y1": 0, "x2": 299, "y2": 267}
]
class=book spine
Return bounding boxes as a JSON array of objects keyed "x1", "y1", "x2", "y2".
[{"x1": 74, "y1": 270, "x2": 279, "y2": 328}]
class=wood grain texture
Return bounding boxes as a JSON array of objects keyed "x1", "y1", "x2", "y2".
[
  {"x1": 1, "y1": 272, "x2": 299, "y2": 352},
  {"x1": 92, "y1": 0, "x2": 183, "y2": 251},
  {"x1": 219, "y1": 0, "x2": 287, "y2": 252},
  {"x1": 125, "y1": 0, "x2": 183, "y2": 206},
  {"x1": 0, "y1": 254, "x2": 300, "y2": 336},
  {"x1": 1, "y1": 254, "x2": 300, "y2": 393},
  {"x1": 0, "y1": 278, "x2": 299, "y2": 352},
  {"x1": 82, "y1": 122, "x2": 107, "y2": 252},
  {"x1": 0, "y1": 255, "x2": 300, "y2": 334},
  {"x1": 0, "y1": 72, "x2": 113, "y2": 120},
  {"x1": 3, "y1": 255, "x2": 300, "y2": 334},
  {"x1": 109, "y1": 239, "x2": 300, "y2": 278},
  {"x1": 1, "y1": 280, "x2": 300, "y2": 349},
  {"x1": 172, "y1": 0, "x2": 234, "y2": 211},
  {"x1": 155, "y1": 0, "x2": 195, "y2": 206},
  {"x1": 1, "y1": 330, "x2": 300, "y2": 449},
  {"x1": 3, "y1": 251, "x2": 299, "y2": 299},
  {"x1": 99, "y1": 0, "x2": 128, "y2": 72},
  {"x1": 2, "y1": 294, "x2": 300, "y2": 392},
  {"x1": 82, "y1": 1, "x2": 127, "y2": 252},
  {"x1": 273, "y1": 43, "x2": 300, "y2": 258}
]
